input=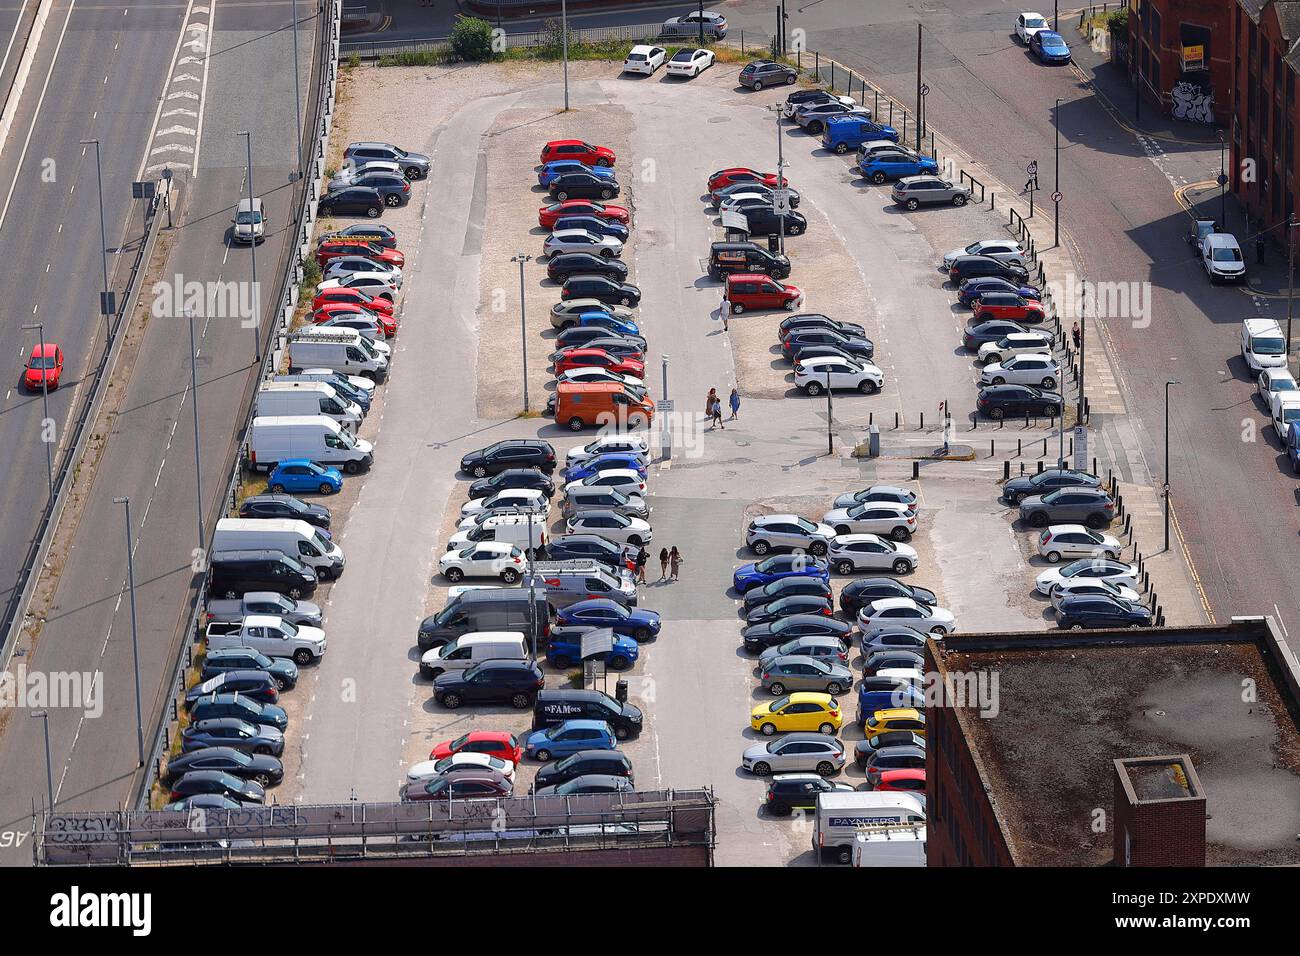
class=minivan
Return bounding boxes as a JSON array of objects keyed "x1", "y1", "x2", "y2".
[
  {"x1": 417, "y1": 588, "x2": 553, "y2": 651},
  {"x1": 418, "y1": 632, "x2": 529, "y2": 680},
  {"x1": 709, "y1": 241, "x2": 791, "y2": 280},
  {"x1": 232, "y1": 198, "x2": 266, "y2": 244},
  {"x1": 208, "y1": 549, "x2": 318, "y2": 600},
  {"x1": 256, "y1": 382, "x2": 363, "y2": 432},
  {"x1": 554, "y1": 381, "x2": 654, "y2": 432},
  {"x1": 212, "y1": 517, "x2": 345, "y2": 580},
  {"x1": 532, "y1": 689, "x2": 643, "y2": 740},
  {"x1": 1241, "y1": 318, "x2": 1287, "y2": 371}
]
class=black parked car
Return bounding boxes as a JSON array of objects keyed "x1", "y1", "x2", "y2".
[
  {"x1": 543, "y1": 534, "x2": 636, "y2": 570},
  {"x1": 168, "y1": 770, "x2": 265, "y2": 805},
  {"x1": 840, "y1": 578, "x2": 938, "y2": 616},
  {"x1": 551, "y1": 336, "x2": 645, "y2": 364},
  {"x1": 560, "y1": 275, "x2": 641, "y2": 306},
  {"x1": 201, "y1": 648, "x2": 299, "y2": 690},
  {"x1": 468, "y1": 468, "x2": 556, "y2": 500},
  {"x1": 549, "y1": 171, "x2": 620, "y2": 201},
  {"x1": 548, "y1": 253, "x2": 629, "y2": 283},
  {"x1": 318, "y1": 185, "x2": 384, "y2": 218},
  {"x1": 743, "y1": 207, "x2": 807, "y2": 237},
  {"x1": 742, "y1": 614, "x2": 853, "y2": 654},
  {"x1": 432, "y1": 659, "x2": 545, "y2": 710},
  {"x1": 976, "y1": 384, "x2": 1064, "y2": 419},
  {"x1": 854, "y1": 730, "x2": 926, "y2": 769},
  {"x1": 778, "y1": 313, "x2": 866, "y2": 339},
  {"x1": 555, "y1": 325, "x2": 647, "y2": 353},
  {"x1": 782, "y1": 328, "x2": 874, "y2": 362},
  {"x1": 460, "y1": 439, "x2": 556, "y2": 478},
  {"x1": 208, "y1": 549, "x2": 318, "y2": 600},
  {"x1": 533, "y1": 774, "x2": 635, "y2": 797},
  {"x1": 239, "y1": 493, "x2": 331, "y2": 529},
  {"x1": 532, "y1": 749, "x2": 634, "y2": 790},
  {"x1": 1055, "y1": 593, "x2": 1153, "y2": 629},
  {"x1": 744, "y1": 594, "x2": 836, "y2": 626},
  {"x1": 1002, "y1": 468, "x2": 1102, "y2": 505},
  {"x1": 742, "y1": 576, "x2": 834, "y2": 611},
  {"x1": 337, "y1": 171, "x2": 411, "y2": 206},
  {"x1": 188, "y1": 693, "x2": 288, "y2": 730},
  {"x1": 765, "y1": 773, "x2": 853, "y2": 814},
  {"x1": 962, "y1": 318, "x2": 1029, "y2": 351},
  {"x1": 180, "y1": 717, "x2": 284, "y2": 756},
  {"x1": 948, "y1": 254, "x2": 1030, "y2": 284},
  {"x1": 185, "y1": 670, "x2": 281, "y2": 708},
  {"x1": 740, "y1": 59, "x2": 798, "y2": 89},
  {"x1": 164, "y1": 746, "x2": 284, "y2": 787}
]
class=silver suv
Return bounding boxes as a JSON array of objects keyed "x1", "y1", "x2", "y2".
[
  {"x1": 742, "y1": 733, "x2": 846, "y2": 777},
  {"x1": 745, "y1": 514, "x2": 835, "y2": 556},
  {"x1": 891, "y1": 175, "x2": 971, "y2": 210}
]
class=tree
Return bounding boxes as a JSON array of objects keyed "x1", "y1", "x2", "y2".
[{"x1": 451, "y1": 15, "x2": 495, "y2": 61}]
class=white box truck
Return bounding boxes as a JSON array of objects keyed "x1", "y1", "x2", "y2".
[
  {"x1": 814, "y1": 792, "x2": 925, "y2": 864},
  {"x1": 288, "y1": 328, "x2": 389, "y2": 381},
  {"x1": 852, "y1": 824, "x2": 926, "y2": 867},
  {"x1": 256, "y1": 382, "x2": 362, "y2": 433},
  {"x1": 213, "y1": 517, "x2": 346, "y2": 580},
  {"x1": 247, "y1": 415, "x2": 374, "y2": 474}
]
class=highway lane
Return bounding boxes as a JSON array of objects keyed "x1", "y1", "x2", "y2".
[
  {"x1": 722, "y1": 0, "x2": 1300, "y2": 638},
  {"x1": 0, "y1": 0, "x2": 317, "y2": 864}
]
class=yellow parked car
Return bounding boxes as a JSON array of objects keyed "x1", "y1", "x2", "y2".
[
  {"x1": 750, "y1": 692, "x2": 842, "y2": 737},
  {"x1": 863, "y1": 708, "x2": 926, "y2": 739}
]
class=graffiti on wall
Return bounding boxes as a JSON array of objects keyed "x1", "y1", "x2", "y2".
[{"x1": 1171, "y1": 80, "x2": 1214, "y2": 124}]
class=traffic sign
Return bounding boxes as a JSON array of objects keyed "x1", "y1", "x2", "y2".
[
  {"x1": 1026, "y1": 160, "x2": 1038, "y2": 176},
  {"x1": 656, "y1": 400, "x2": 675, "y2": 412},
  {"x1": 1051, "y1": 190, "x2": 1063, "y2": 203},
  {"x1": 920, "y1": 83, "x2": 930, "y2": 95},
  {"x1": 773, "y1": 188, "x2": 791, "y2": 214}
]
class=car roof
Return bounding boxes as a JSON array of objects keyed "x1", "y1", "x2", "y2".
[
  {"x1": 1206, "y1": 234, "x2": 1240, "y2": 248},
  {"x1": 549, "y1": 718, "x2": 611, "y2": 731},
  {"x1": 628, "y1": 44, "x2": 661, "y2": 53},
  {"x1": 848, "y1": 500, "x2": 911, "y2": 512},
  {"x1": 1244, "y1": 317, "x2": 1281, "y2": 333},
  {"x1": 867, "y1": 597, "x2": 924, "y2": 611},
  {"x1": 833, "y1": 532, "x2": 888, "y2": 544}
]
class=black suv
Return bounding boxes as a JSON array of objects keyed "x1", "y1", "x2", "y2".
[
  {"x1": 743, "y1": 207, "x2": 807, "y2": 237},
  {"x1": 948, "y1": 254, "x2": 1030, "y2": 285},
  {"x1": 547, "y1": 252, "x2": 629, "y2": 283},
  {"x1": 765, "y1": 774, "x2": 853, "y2": 814},
  {"x1": 317, "y1": 186, "x2": 384, "y2": 219},
  {"x1": 778, "y1": 313, "x2": 866, "y2": 339},
  {"x1": 208, "y1": 549, "x2": 317, "y2": 600},
  {"x1": 543, "y1": 534, "x2": 636, "y2": 570},
  {"x1": 468, "y1": 468, "x2": 555, "y2": 500},
  {"x1": 460, "y1": 439, "x2": 556, "y2": 478},
  {"x1": 432, "y1": 660, "x2": 545, "y2": 710},
  {"x1": 740, "y1": 59, "x2": 797, "y2": 89},
  {"x1": 238, "y1": 494, "x2": 331, "y2": 529},
  {"x1": 533, "y1": 689, "x2": 643, "y2": 740},
  {"x1": 560, "y1": 276, "x2": 641, "y2": 306},
  {"x1": 977, "y1": 384, "x2": 1063, "y2": 419},
  {"x1": 1002, "y1": 468, "x2": 1101, "y2": 505},
  {"x1": 709, "y1": 241, "x2": 791, "y2": 280},
  {"x1": 549, "y1": 172, "x2": 619, "y2": 201},
  {"x1": 532, "y1": 750, "x2": 634, "y2": 790}
]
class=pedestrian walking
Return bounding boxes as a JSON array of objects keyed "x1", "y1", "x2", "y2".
[
  {"x1": 1070, "y1": 321, "x2": 1081, "y2": 349},
  {"x1": 722, "y1": 296, "x2": 730, "y2": 331},
  {"x1": 728, "y1": 387, "x2": 740, "y2": 420},
  {"x1": 711, "y1": 395, "x2": 725, "y2": 429},
  {"x1": 634, "y1": 547, "x2": 648, "y2": 584},
  {"x1": 1256, "y1": 233, "x2": 1267, "y2": 265},
  {"x1": 669, "y1": 546, "x2": 683, "y2": 581},
  {"x1": 658, "y1": 547, "x2": 669, "y2": 581},
  {"x1": 705, "y1": 388, "x2": 719, "y2": 430}
]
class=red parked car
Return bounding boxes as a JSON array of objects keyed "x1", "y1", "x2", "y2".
[
  {"x1": 23, "y1": 343, "x2": 63, "y2": 390},
  {"x1": 541, "y1": 139, "x2": 616, "y2": 167},
  {"x1": 429, "y1": 730, "x2": 523, "y2": 765},
  {"x1": 867, "y1": 768, "x2": 926, "y2": 793},
  {"x1": 315, "y1": 239, "x2": 405, "y2": 270},
  {"x1": 551, "y1": 348, "x2": 645, "y2": 377},
  {"x1": 725, "y1": 273, "x2": 802, "y2": 313},
  {"x1": 538, "y1": 199, "x2": 630, "y2": 228},
  {"x1": 311, "y1": 303, "x2": 397, "y2": 337},
  {"x1": 707, "y1": 167, "x2": 782, "y2": 193},
  {"x1": 311, "y1": 287, "x2": 394, "y2": 316},
  {"x1": 972, "y1": 293, "x2": 1045, "y2": 324}
]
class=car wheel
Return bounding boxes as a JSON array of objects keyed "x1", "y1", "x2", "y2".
[
  {"x1": 634, "y1": 627, "x2": 652, "y2": 642},
  {"x1": 472, "y1": 465, "x2": 488, "y2": 477},
  {"x1": 404, "y1": 166, "x2": 423, "y2": 180},
  {"x1": 809, "y1": 121, "x2": 823, "y2": 134},
  {"x1": 815, "y1": 761, "x2": 836, "y2": 777},
  {"x1": 556, "y1": 191, "x2": 569, "y2": 201},
  {"x1": 826, "y1": 682, "x2": 843, "y2": 695},
  {"x1": 1027, "y1": 512, "x2": 1048, "y2": 528},
  {"x1": 751, "y1": 761, "x2": 772, "y2": 776},
  {"x1": 1086, "y1": 513, "x2": 1108, "y2": 529},
  {"x1": 760, "y1": 722, "x2": 777, "y2": 736},
  {"x1": 768, "y1": 682, "x2": 786, "y2": 696},
  {"x1": 818, "y1": 723, "x2": 835, "y2": 735},
  {"x1": 929, "y1": 626, "x2": 947, "y2": 636},
  {"x1": 366, "y1": 206, "x2": 381, "y2": 218},
  {"x1": 552, "y1": 654, "x2": 572, "y2": 669},
  {"x1": 614, "y1": 725, "x2": 630, "y2": 740},
  {"x1": 629, "y1": 413, "x2": 648, "y2": 429},
  {"x1": 991, "y1": 376, "x2": 1006, "y2": 386},
  {"x1": 731, "y1": 302, "x2": 744, "y2": 314},
  {"x1": 385, "y1": 194, "x2": 401, "y2": 207},
  {"x1": 804, "y1": 381, "x2": 823, "y2": 396},
  {"x1": 444, "y1": 567, "x2": 464, "y2": 583},
  {"x1": 293, "y1": 649, "x2": 313, "y2": 665},
  {"x1": 835, "y1": 560, "x2": 855, "y2": 575},
  {"x1": 427, "y1": 667, "x2": 444, "y2": 680},
  {"x1": 905, "y1": 198, "x2": 920, "y2": 211},
  {"x1": 610, "y1": 654, "x2": 631, "y2": 670},
  {"x1": 989, "y1": 406, "x2": 1005, "y2": 420},
  {"x1": 287, "y1": 587, "x2": 303, "y2": 600},
  {"x1": 835, "y1": 525, "x2": 852, "y2": 536},
  {"x1": 534, "y1": 748, "x2": 552, "y2": 761},
  {"x1": 984, "y1": 353, "x2": 1001, "y2": 364},
  {"x1": 871, "y1": 171, "x2": 887, "y2": 185},
  {"x1": 319, "y1": 483, "x2": 335, "y2": 494},
  {"x1": 952, "y1": 193, "x2": 968, "y2": 206},
  {"x1": 784, "y1": 299, "x2": 798, "y2": 311},
  {"x1": 1041, "y1": 377, "x2": 1057, "y2": 389},
  {"x1": 834, "y1": 142, "x2": 849, "y2": 154},
  {"x1": 1045, "y1": 551, "x2": 1061, "y2": 564},
  {"x1": 1105, "y1": 550, "x2": 1119, "y2": 560},
  {"x1": 890, "y1": 526, "x2": 910, "y2": 542},
  {"x1": 788, "y1": 223, "x2": 803, "y2": 235},
  {"x1": 254, "y1": 746, "x2": 273, "y2": 755},
  {"x1": 892, "y1": 558, "x2": 913, "y2": 574},
  {"x1": 439, "y1": 692, "x2": 461, "y2": 709},
  {"x1": 600, "y1": 189, "x2": 614, "y2": 200},
  {"x1": 627, "y1": 535, "x2": 643, "y2": 547},
  {"x1": 269, "y1": 483, "x2": 285, "y2": 494},
  {"x1": 785, "y1": 73, "x2": 796, "y2": 85},
  {"x1": 752, "y1": 540, "x2": 770, "y2": 555},
  {"x1": 1069, "y1": 623, "x2": 1084, "y2": 631},
  {"x1": 753, "y1": 79, "x2": 764, "y2": 90},
  {"x1": 567, "y1": 416, "x2": 584, "y2": 431},
  {"x1": 274, "y1": 677, "x2": 288, "y2": 690},
  {"x1": 620, "y1": 296, "x2": 632, "y2": 306},
  {"x1": 501, "y1": 568, "x2": 520, "y2": 584},
  {"x1": 596, "y1": 157, "x2": 611, "y2": 167},
  {"x1": 510, "y1": 693, "x2": 532, "y2": 710},
  {"x1": 344, "y1": 461, "x2": 361, "y2": 475},
  {"x1": 858, "y1": 379, "x2": 879, "y2": 394},
  {"x1": 809, "y1": 541, "x2": 828, "y2": 557}
]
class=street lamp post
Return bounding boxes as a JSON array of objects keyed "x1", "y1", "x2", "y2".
[
  {"x1": 291, "y1": 0, "x2": 303, "y2": 178},
  {"x1": 512, "y1": 255, "x2": 532, "y2": 412},
  {"x1": 661, "y1": 354, "x2": 669, "y2": 401},
  {"x1": 238, "y1": 131, "x2": 261, "y2": 363},
  {"x1": 1163, "y1": 380, "x2": 1180, "y2": 553},
  {"x1": 1077, "y1": 284, "x2": 1087, "y2": 425},
  {"x1": 30, "y1": 710, "x2": 53, "y2": 814},
  {"x1": 1288, "y1": 217, "x2": 1299, "y2": 375},
  {"x1": 21, "y1": 323, "x2": 54, "y2": 499},
  {"x1": 766, "y1": 104, "x2": 788, "y2": 256},
  {"x1": 186, "y1": 310, "x2": 204, "y2": 550},
  {"x1": 1217, "y1": 129, "x2": 1227, "y2": 228},
  {"x1": 1054, "y1": 97, "x2": 1063, "y2": 249},
  {"x1": 113, "y1": 496, "x2": 146, "y2": 767},
  {"x1": 80, "y1": 139, "x2": 111, "y2": 342},
  {"x1": 825, "y1": 366, "x2": 833, "y2": 456},
  {"x1": 561, "y1": 0, "x2": 570, "y2": 111},
  {"x1": 915, "y1": 24, "x2": 923, "y2": 153}
]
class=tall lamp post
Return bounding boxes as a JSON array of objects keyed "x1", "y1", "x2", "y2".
[
  {"x1": 30, "y1": 710, "x2": 54, "y2": 814},
  {"x1": 1163, "y1": 380, "x2": 1180, "y2": 553},
  {"x1": 561, "y1": 0, "x2": 570, "y2": 111},
  {"x1": 21, "y1": 323, "x2": 54, "y2": 499},
  {"x1": 1216, "y1": 129, "x2": 1227, "y2": 228},
  {"x1": 512, "y1": 255, "x2": 532, "y2": 412},
  {"x1": 766, "y1": 104, "x2": 788, "y2": 255},
  {"x1": 1288, "y1": 217, "x2": 1299, "y2": 375},
  {"x1": 237, "y1": 131, "x2": 261, "y2": 363},
  {"x1": 113, "y1": 496, "x2": 146, "y2": 767},
  {"x1": 80, "y1": 139, "x2": 111, "y2": 342},
  {"x1": 291, "y1": 0, "x2": 303, "y2": 178},
  {"x1": 1054, "y1": 97, "x2": 1063, "y2": 248},
  {"x1": 186, "y1": 310, "x2": 204, "y2": 549}
]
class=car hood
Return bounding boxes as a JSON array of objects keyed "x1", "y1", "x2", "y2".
[
  {"x1": 1018, "y1": 495, "x2": 1049, "y2": 511},
  {"x1": 741, "y1": 622, "x2": 775, "y2": 640},
  {"x1": 822, "y1": 508, "x2": 855, "y2": 523}
]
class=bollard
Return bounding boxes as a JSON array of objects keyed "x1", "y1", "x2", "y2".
[
  {"x1": 920, "y1": 411, "x2": 925, "y2": 429},
  {"x1": 1042, "y1": 437, "x2": 1048, "y2": 457},
  {"x1": 991, "y1": 193, "x2": 995, "y2": 212},
  {"x1": 869, "y1": 412, "x2": 874, "y2": 426},
  {"x1": 991, "y1": 440, "x2": 996, "y2": 458},
  {"x1": 912, "y1": 460, "x2": 920, "y2": 480},
  {"x1": 1019, "y1": 461, "x2": 1026, "y2": 474},
  {"x1": 1092, "y1": 456, "x2": 1098, "y2": 476},
  {"x1": 1017, "y1": 439, "x2": 1022, "y2": 456},
  {"x1": 1156, "y1": 607, "x2": 1164, "y2": 627},
  {"x1": 1003, "y1": 460, "x2": 1010, "y2": 480},
  {"x1": 1025, "y1": 412, "x2": 1031, "y2": 428},
  {"x1": 894, "y1": 411, "x2": 900, "y2": 429},
  {"x1": 1037, "y1": 459, "x2": 1044, "y2": 473}
]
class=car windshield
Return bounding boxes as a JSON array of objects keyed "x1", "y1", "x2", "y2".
[
  {"x1": 28, "y1": 356, "x2": 57, "y2": 369},
  {"x1": 1043, "y1": 36, "x2": 1068, "y2": 49},
  {"x1": 1254, "y1": 336, "x2": 1286, "y2": 354},
  {"x1": 671, "y1": 50, "x2": 693, "y2": 61},
  {"x1": 1025, "y1": 16, "x2": 1047, "y2": 28},
  {"x1": 1284, "y1": 407, "x2": 1300, "y2": 423},
  {"x1": 769, "y1": 695, "x2": 792, "y2": 711},
  {"x1": 235, "y1": 211, "x2": 263, "y2": 225},
  {"x1": 280, "y1": 620, "x2": 298, "y2": 637},
  {"x1": 1212, "y1": 246, "x2": 1242, "y2": 262}
]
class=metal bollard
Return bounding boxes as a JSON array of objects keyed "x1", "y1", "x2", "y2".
[
  {"x1": 991, "y1": 440, "x2": 996, "y2": 458},
  {"x1": 1017, "y1": 439, "x2": 1022, "y2": 456},
  {"x1": 894, "y1": 411, "x2": 900, "y2": 429},
  {"x1": 1037, "y1": 459, "x2": 1044, "y2": 473},
  {"x1": 1003, "y1": 460, "x2": 1010, "y2": 480},
  {"x1": 912, "y1": 461, "x2": 920, "y2": 480},
  {"x1": 920, "y1": 411, "x2": 925, "y2": 429}
]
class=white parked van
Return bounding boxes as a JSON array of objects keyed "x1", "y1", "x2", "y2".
[
  {"x1": 418, "y1": 632, "x2": 529, "y2": 679},
  {"x1": 446, "y1": 514, "x2": 549, "y2": 555},
  {"x1": 247, "y1": 415, "x2": 374, "y2": 473},
  {"x1": 257, "y1": 382, "x2": 362, "y2": 432},
  {"x1": 1241, "y1": 318, "x2": 1287, "y2": 371},
  {"x1": 212, "y1": 517, "x2": 346, "y2": 580},
  {"x1": 814, "y1": 791, "x2": 925, "y2": 865},
  {"x1": 852, "y1": 824, "x2": 926, "y2": 867},
  {"x1": 289, "y1": 328, "x2": 389, "y2": 381}
]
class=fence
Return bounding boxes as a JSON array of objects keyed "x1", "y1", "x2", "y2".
[{"x1": 341, "y1": 20, "x2": 672, "y2": 60}]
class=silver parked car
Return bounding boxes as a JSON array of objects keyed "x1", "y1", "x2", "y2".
[
  {"x1": 757, "y1": 635, "x2": 849, "y2": 669},
  {"x1": 741, "y1": 732, "x2": 846, "y2": 776},
  {"x1": 746, "y1": 514, "x2": 835, "y2": 556},
  {"x1": 795, "y1": 102, "x2": 871, "y2": 134},
  {"x1": 831, "y1": 484, "x2": 919, "y2": 512},
  {"x1": 891, "y1": 175, "x2": 971, "y2": 210},
  {"x1": 760, "y1": 655, "x2": 854, "y2": 695}
]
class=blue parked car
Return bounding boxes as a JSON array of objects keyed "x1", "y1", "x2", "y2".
[
  {"x1": 556, "y1": 599, "x2": 661, "y2": 641},
  {"x1": 1287, "y1": 422, "x2": 1300, "y2": 474},
  {"x1": 180, "y1": 717, "x2": 285, "y2": 756},
  {"x1": 267, "y1": 459, "x2": 344, "y2": 495},
  {"x1": 1029, "y1": 31, "x2": 1071, "y2": 64},
  {"x1": 859, "y1": 151, "x2": 938, "y2": 184},
  {"x1": 733, "y1": 554, "x2": 831, "y2": 593},
  {"x1": 189, "y1": 693, "x2": 288, "y2": 731},
  {"x1": 857, "y1": 685, "x2": 926, "y2": 726},
  {"x1": 821, "y1": 115, "x2": 900, "y2": 154},
  {"x1": 525, "y1": 719, "x2": 617, "y2": 761},
  {"x1": 562, "y1": 453, "x2": 649, "y2": 483},
  {"x1": 958, "y1": 277, "x2": 1042, "y2": 308},
  {"x1": 546, "y1": 627, "x2": 639, "y2": 670},
  {"x1": 575, "y1": 311, "x2": 641, "y2": 337},
  {"x1": 552, "y1": 215, "x2": 630, "y2": 242},
  {"x1": 539, "y1": 161, "x2": 617, "y2": 188}
]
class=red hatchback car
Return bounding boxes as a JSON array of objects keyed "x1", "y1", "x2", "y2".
[
  {"x1": 429, "y1": 730, "x2": 523, "y2": 765},
  {"x1": 552, "y1": 348, "x2": 645, "y2": 377},
  {"x1": 311, "y1": 287, "x2": 395, "y2": 316},
  {"x1": 868, "y1": 768, "x2": 926, "y2": 793},
  {"x1": 23, "y1": 343, "x2": 63, "y2": 390},
  {"x1": 315, "y1": 239, "x2": 405, "y2": 270},
  {"x1": 972, "y1": 293, "x2": 1045, "y2": 324},
  {"x1": 726, "y1": 273, "x2": 802, "y2": 313},
  {"x1": 312, "y1": 303, "x2": 397, "y2": 337},
  {"x1": 538, "y1": 199, "x2": 630, "y2": 228},
  {"x1": 541, "y1": 139, "x2": 616, "y2": 167},
  {"x1": 707, "y1": 167, "x2": 782, "y2": 192}
]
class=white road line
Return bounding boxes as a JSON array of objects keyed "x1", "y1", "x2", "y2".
[
  {"x1": 189, "y1": 2, "x2": 214, "y2": 176},
  {"x1": 0, "y1": 0, "x2": 31, "y2": 88},
  {"x1": 133, "y1": 0, "x2": 197, "y2": 182}
]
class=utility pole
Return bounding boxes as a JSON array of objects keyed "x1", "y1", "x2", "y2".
[
  {"x1": 1217, "y1": 130, "x2": 1228, "y2": 228},
  {"x1": 915, "y1": 24, "x2": 923, "y2": 153},
  {"x1": 1054, "y1": 97, "x2": 1063, "y2": 249},
  {"x1": 512, "y1": 255, "x2": 532, "y2": 412},
  {"x1": 114, "y1": 496, "x2": 146, "y2": 767},
  {"x1": 561, "y1": 0, "x2": 570, "y2": 111},
  {"x1": 238, "y1": 131, "x2": 261, "y2": 363},
  {"x1": 21, "y1": 324, "x2": 54, "y2": 500},
  {"x1": 80, "y1": 140, "x2": 111, "y2": 343},
  {"x1": 186, "y1": 310, "x2": 204, "y2": 550},
  {"x1": 1163, "y1": 381, "x2": 1180, "y2": 553}
]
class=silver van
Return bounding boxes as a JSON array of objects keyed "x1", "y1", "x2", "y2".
[
  {"x1": 419, "y1": 632, "x2": 528, "y2": 680},
  {"x1": 522, "y1": 560, "x2": 637, "y2": 608}
]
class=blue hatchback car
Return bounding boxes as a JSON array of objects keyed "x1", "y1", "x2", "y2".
[
  {"x1": 575, "y1": 311, "x2": 641, "y2": 337},
  {"x1": 267, "y1": 459, "x2": 344, "y2": 495},
  {"x1": 546, "y1": 628, "x2": 639, "y2": 670},
  {"x1": 859, "y1": 152, "x2": 938, "y2": 184},
  {"x1": 733, "y1": 554, "x2": 832, "y2": 593},
  {"x1": 1287, "y1": 422, "x2": 1300, "y2": 474},
  {"x1": 562, "y1": 453, "x2": 649, "y2": 483},
  {"x1": 539, "y1": 161, "x2": 617, "y2": 187},
  {"x1": 958, "y1": 277, "x2": 1042, "y2": 307},
  {"x1": 525, "y1": 719, "x2": 617, "y2": 761},
  {"x1": 1030, "y1": 31, "x2": 1071, "y2": 64},
  {"x1": 857, "y1": 685, "x2": 926, "y2": 726},
  {"x1": 556, "y1": 599, "x2": 661, "y2": 641}
]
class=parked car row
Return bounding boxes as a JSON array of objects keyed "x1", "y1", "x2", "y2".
[
  {"x1": 316, "y1": 141, "x2": 429, "y2": 218},
  {"x1": 1241, "y1": 321, "x2": 1300, "y2": 471}
]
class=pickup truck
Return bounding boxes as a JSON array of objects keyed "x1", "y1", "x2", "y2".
[
  {"x1": 205, "y1": 614, "x2": 327, "y2": 665},
  {"x1": 205, "y1": 591, "x2": 323, "y2": 628}
]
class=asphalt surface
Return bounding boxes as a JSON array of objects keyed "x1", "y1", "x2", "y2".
[{"x1": 0, "y1": 0, "x2": 317, "y2": 865}]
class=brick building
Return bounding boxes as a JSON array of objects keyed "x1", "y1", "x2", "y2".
[
  {"x1": 1129, "y1": 0, "x2": 1235, "y2": 124},
  {"x1": 925, "y1": 618, "x2": 1300, "y2": 867}
]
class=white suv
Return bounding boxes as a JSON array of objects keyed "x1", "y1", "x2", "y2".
[{"x1": 622, "y1": 45, "x2": 666, "y2": 75}]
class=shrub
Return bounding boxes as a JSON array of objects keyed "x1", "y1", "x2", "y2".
[{"x1": 451, "y1": 15, "x2": 495, "y2": 61}]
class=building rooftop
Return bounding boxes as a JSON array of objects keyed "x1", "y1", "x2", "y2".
[{"x1": 933, "y1": 621, "x2": 1300, "y2": 866}]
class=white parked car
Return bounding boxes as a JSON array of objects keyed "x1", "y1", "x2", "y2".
[
  {"x1": 329, "y1": 160, "x2": 403, "y2": 189},
  {"x1": 942, "y1": 239, "x2": 1026, "y2": 270},
  {"x1": 322, "y1": 262, "x2": 402, "y2": 290},
  {"x1": 563, "y1": 469, "x2": 646, "y2": 499},
  {"x1": 794, "y1": 355, "x2": 884, "y2": 395},
  {"x1": 979, "y1": 353, "x2": 1060, "y2": 389},
  {"x1": 827, "y1": 534, "x2": 917, "y2": 575},
  {"x1": 1036, "y1": 524, "x2": 1122, "y2": 564},
  {"x1": 821, "y1": 502, "x2": 916, "y2": 540},
  {"x1": 544, "y1": 228, "x2": 623, "y2": 259},
  {"x1": 551, "y1": 299, "x2": 637, "y2": 326},
  {"x1": 460, "y1": 488, "x2": 549, "y2": 520},
  {"x1": 565, "y1": 509, "x2": 653, "y2": 546},
  {"x1": 1015, "y1": 12, "x2": 1050, "y2": 43},
  {"x1": 439, "y1": 541, "x2": 527, "y2": 583},
  {"x1": 1048, "y1": 578, "x2": 1141, "y2": 610},
  {"x1": 564, "y1": 433, "x2": 651, "y2": 466},
  {"x1": 557, "y1": 367, "x2": 647, "y2": 392},
  {"x1": 1035, "y1": 558, "x2": 1139, "y2": 595},
  {"x1": 831, "y1": 484, "x2": 918, "y2": 512},
  {"x1": 1257, "y1": 367, "x2": 1298, "y2": 405},
  {"x1": 977, "y1": 332, "x2": 1053, "y2": 364},
  {"x1": 666, "y1": 47, "x2": 715, "y2": 77},
  {"x1": 859, "y1": 596, "x2": 956, "y2": 637},
  {"x1": 406, "y1": 752, "x2": 517, "y2": 784},
  {"x1": 622, "y1": 44, "x2": 667, "y2": 74}
]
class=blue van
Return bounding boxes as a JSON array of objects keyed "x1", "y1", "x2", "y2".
[{"x1": 822, "y1": 116, "x2": 900, "y2": 154}]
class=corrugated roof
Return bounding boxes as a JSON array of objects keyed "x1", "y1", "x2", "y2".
[{"x1": 1241, "y1": 0, "x2": 1267, "y2": 23}]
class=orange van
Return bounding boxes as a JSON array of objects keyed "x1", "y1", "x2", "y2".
[{"x1": 554, "y1": 381, "x2": 654, "y2": 432}]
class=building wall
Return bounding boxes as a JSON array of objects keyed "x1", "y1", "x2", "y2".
[{"x1": 1129, "y1": 0, "x2": 1234, "y2": 124}]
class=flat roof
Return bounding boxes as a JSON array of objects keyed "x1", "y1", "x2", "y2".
[{"x1": 934, "y1": 621, "x2": 1300, "y2": 866}]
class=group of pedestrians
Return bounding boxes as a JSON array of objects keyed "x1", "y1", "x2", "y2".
[
  {"x1": 706, "y1": 387, "x2": 740, "y2": 430},
  {"x1": 632, "y1": 546, "x2": 683, "y2": 583}
]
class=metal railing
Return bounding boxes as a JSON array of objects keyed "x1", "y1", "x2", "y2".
[{"x1": 341, "y1": 20, "x2": 671, "y2": 59}]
